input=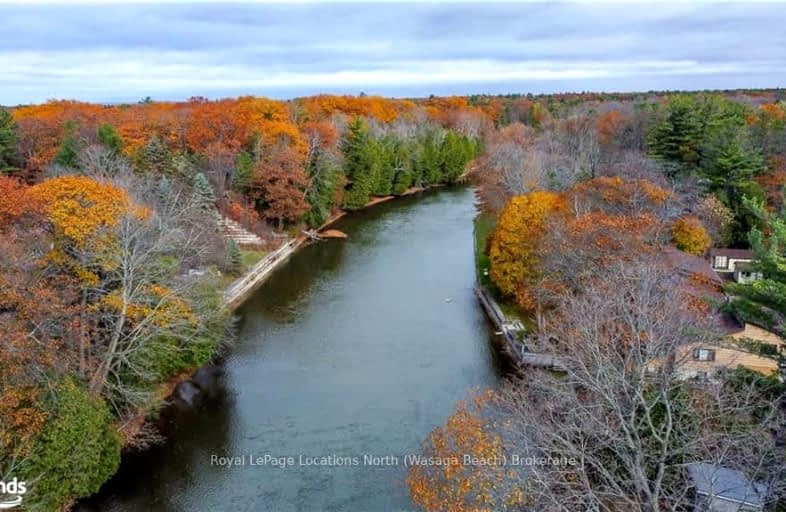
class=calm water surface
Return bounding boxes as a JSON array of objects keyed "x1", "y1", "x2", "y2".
[{"x1": 86, "y1": 187, "x2": 501, "y2": 511}]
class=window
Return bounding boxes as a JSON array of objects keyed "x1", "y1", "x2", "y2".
[
  {"x1": 714, "y1": 255, "x2": 728, "y2": 269},
  {"x1": 693, "y1": 348, "x2": 716, "y2": 361}
]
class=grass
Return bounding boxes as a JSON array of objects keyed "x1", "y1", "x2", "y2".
[
  {"x1": 473, "y1": 212, "x2": 530, "y2": 328},
  {"x1": 474, "y1": 212, "x2": 496, "y2": 288},
  {"x1": 240, "y1": 249, "x2": 267, "y2": 269}
]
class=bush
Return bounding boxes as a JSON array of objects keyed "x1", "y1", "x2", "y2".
[{"x1": 20, "y1": 379, "x2": 121, "y2": 511}]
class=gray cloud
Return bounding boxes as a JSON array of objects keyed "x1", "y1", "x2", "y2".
[{"x1": 0, "y1": 2, "x2": 785, "y2": 104}]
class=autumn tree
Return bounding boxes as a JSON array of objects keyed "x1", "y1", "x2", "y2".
[
  {"x1": 671, "y1": 215, "x2": 711, "y2": 255},
  {"x1": 407, "y1": 391, "x2": 527, "y2": 512},
  {"x1": 488, "y1": 191, "x2": 566, "y2": 313},
  {"x1": 251, "y1": 146, "x2": 309, "y2": 227}
]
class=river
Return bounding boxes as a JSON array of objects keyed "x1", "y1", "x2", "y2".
[{"x1": 82, "y1": 187, "x2": 502, "y2": 511}]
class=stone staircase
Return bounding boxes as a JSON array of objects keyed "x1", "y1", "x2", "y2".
[{"x1": 218, "y1": 216, "x2": 264, "y2": 247}]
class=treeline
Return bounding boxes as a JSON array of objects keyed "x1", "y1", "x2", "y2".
[{"x1": 0, "y1": 96, "x2": 480, "y2": 234}]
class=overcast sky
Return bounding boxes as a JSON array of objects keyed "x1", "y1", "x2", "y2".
[{"x1": 1, "y1": 1, "x2": 785, "y2": 105}]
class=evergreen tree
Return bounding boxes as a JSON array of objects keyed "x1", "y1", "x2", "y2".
[
  {"x1": 391, "y1": 140, "x2": 414, "y2": 195},
  {"x1": 341, "y1": 117, "x2": 376, "y2": 209},
  {"x1": 0, "y1": 108, "x2": 20, "y2": 171},
  {"x1": 53, "y1": 122, "x2": 82, "y2": 170},
  {"x1": 97, "y1": 123, "x2": 124, "y2": 154},
  {"x1": 191, "y1": 172, "x2": 216, "y2": 210},
  {"x1": 140, "y1": 134, "x2": 172, "y2": 175},
  {"x1": 234, "y1": 151, "x2": 254, "y2": 192},
  {"x1": 418, "y1": 131, "x2": 443, "y2": 185},
  {"x1": 157, "y1": 175, "x2": 172, "y2": 206},
  {"x1": 304, "y1": 151, "x2": 339, "y2": 227},
  {"x1": 648, "y1": 95, "x2": 702, "y2": 173},
  {"x1": 227, "y1": 239, "x2": 242, "y2": 275}
]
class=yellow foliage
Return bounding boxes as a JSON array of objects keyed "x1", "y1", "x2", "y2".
[
  {"x1": 28, "y1": 176, "x2": 131, "y2": 249},
  {"x1": 488, "y1": 191, "x2": 566, "y2": 304},
  {"x1": 671, "y1": 215, "x2": 711, "y2": 255}
]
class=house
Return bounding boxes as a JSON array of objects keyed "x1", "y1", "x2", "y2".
[
  {"x1": 732, "y1": 262, "x2": 763, "y2": 284},
  {"x1": 672, "y1": 340, "x2": 782, "y2": 379},
  {"x1": 709, "y1": 249, "x2": 761, "y2": 284},
  {"x1": 654, "y1": 248, "x2": 783, "y2": 379},
  {"x1": 686, "y1": 463, "x2": 768, "y2": 512}
]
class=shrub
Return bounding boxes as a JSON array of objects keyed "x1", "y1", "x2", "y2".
[{"x1": 20, "y1": 379, "x2": 121, "y2": 510}]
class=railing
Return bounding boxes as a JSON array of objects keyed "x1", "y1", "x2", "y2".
[{"x1": 224, "y1": 239, "x2": 298, "y2": 308}]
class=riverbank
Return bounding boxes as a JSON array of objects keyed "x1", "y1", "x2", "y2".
[{"x1": 78, "y1": 185, "x2": 500, "y2": 511}]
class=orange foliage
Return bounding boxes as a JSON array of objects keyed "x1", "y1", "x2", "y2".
[
  {"x1": 671, "y1": 216, "x2": 711, "y2": 255},
  {"x1": 298, "y1": 94, "x2": 414, "y2": 123},
  {"x1": 407, "y1": 390, "x2": 525, "y2": 512},
  {"x1": 0, "y1": 176, "x2": 39, "y2": 227},
  {"x1": 596, "y1": 110, "x2": 630, "y2": 146},
  {"x1": 488, "y1": 191, "x2": 567, "y2": 310}
]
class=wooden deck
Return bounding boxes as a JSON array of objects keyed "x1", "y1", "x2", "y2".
[{"x1": 474, "y1": 286, "x2": 565, "y2": 371}]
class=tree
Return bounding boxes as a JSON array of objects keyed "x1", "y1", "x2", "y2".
[
  {"x1": 0, "y1": 108, "x2": 20, "y2": 171},
  {"x1": 407, "y1": 391, "x2": 527, "y2": 512},
  {"x1": 227, "y1": 239, "x2": 242, "y2": 275},
  {"x1": 488, "y1": 191, "x2": 566, "y2": 312},
  {"x1": 191, "y1": 172, "x2": 216, "y2": 211},
  {"x1": 19, "y1": 378, "x2": 121, "y2": 511},
  {"x1": 671, "y1": 215, "x2": 711, "y2": 255},
  {"x1": 97, "y1": 123, "x2": 124, "y2": 154},
  {"x1": 52, "y1": 122, "x2": 82, "y2": 170},
  {"x1": 251, "y1": 146, "x2": 309, "y2": 227}
]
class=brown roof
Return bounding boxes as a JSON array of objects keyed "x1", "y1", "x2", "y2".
[
  {"x1": 664, "y1": 247, "x2": 723, "y2": 287},
  {"x1": 710, "y1": 248, "x2": 754, "y2": 260}
]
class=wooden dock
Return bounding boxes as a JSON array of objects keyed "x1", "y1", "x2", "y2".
[
  {"x1": 474, "y1": 286, "x2": 565, "y2": 371},
  {"x1": 224, "y1": 239, "x2": 299, "y2": 310}
]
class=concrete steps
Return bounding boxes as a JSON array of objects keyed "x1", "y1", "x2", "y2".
[{"x1": 218, "y1": 216, "x2": 264, "y2": 247}]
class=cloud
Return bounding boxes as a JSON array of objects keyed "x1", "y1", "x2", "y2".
[{"x1": 0, "y1": 2, "x2": 784, "y2": 104}]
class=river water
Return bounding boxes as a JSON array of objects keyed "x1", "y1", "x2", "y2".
[{"x1": 84, "y1": 187, "x2": 501, "y2": 511}]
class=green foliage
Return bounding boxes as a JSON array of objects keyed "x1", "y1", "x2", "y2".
[
  {"x1": 97, "y1": 123, "x2": 124, "y2": 154},
  {"x1": 126, "y1": 280, "x2": 229, "y2": 385},
  {"x1": 227, "y1": 239, "x2": 242, "y2": 275},
  {"x1": 53, "y1": 122, "x2": 82, "y2": 170},
  {"x1": 726, "y1": 196, "x2": 786, "y2": 335},
  {"x1": 342, "y1": 118, "x2": 376, "y2": 209},
  {"x1": 304, "y1": 151, "x2": 339, "y2": 227},
  {"x1": 0, "y1": 108, "x2": 20, "y2": 171},
  {"x1": 234, "y1": 151, "x2": 254, "y2": 192},
  {"x1": 417, "y1": 131, "x2": 443, "y2": 185},
  {"x1": 390, "y1": 140, "x2": 414, "y2": 195},
  {"x1": 191, "y1": 172, "x2": 216, "y2": 210},
  {"x1": 138, "y1": 134, "x2": 172, "y2": 175},
  {"x1": 20, "y1": 379, "x2": 121, "y2": 511}
]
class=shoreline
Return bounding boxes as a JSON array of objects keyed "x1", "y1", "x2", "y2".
[{"x1": 110, "y1": 186, "x2": 445, "y2": 458}]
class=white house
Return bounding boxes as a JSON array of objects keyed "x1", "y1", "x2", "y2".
[{"x1": 709, "y1": 249, "x2": 762, "y2": 284}]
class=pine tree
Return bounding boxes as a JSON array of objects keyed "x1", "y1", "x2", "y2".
[
  {"x1": 141, "y1": 134, "x2": 172, "y2": 175},
  {"x1": 304, "y1": 151, "x2": 338, "y2": 227},
  {"x1": 391, "y1": 141, "x2": 414, "y2": 195},
  {"x1": 191, "y1": 172, "x2": 216, "y2": 210},
  {"x1": 227, "y1": 239, "x2": 242, "y2": 275},
  {"x1": 53, "y1": 122, "x2": 82, "y2": 170},
  {"x1": 0, "y1": 108, "x2": 20, "y2": 171},
  {"x1": 97, "y1": 124, "x2": 124, "y2": 154},
  {"x1": 157, "y1": 175, "x2": 172, "y2": 206}
]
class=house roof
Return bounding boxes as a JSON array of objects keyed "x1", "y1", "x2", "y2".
[
  {"x1": 663, "y1": 247, "x2": 723, "y2": 287},
  {"x1": 710, "y1": 248, "x2": 754, "y2": 260},
  {"x1": 686, "y1": 463, "x2": 767, "y2": 506}
]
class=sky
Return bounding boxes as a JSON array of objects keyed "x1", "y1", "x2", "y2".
[{"x1": 1, "y1": 1, "x2": 785, "y2": 105}]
